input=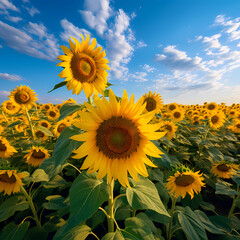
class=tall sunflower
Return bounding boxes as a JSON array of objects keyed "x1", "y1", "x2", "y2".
[
  {"x1": 9, "y1": 85, "x2": 37, "y2": 109},
  {"x1": 71, "y1": 89, "x2": 165, "y2": 187},
  {"x1": 171, "y1": 109, "x2": 185, "y2": 122},
  {"x1": 0, "y1": 170, "x2": 27, "y2": 195},
  {"x1": 228, "y1": 120, "x2": 240, "y2": 133},
  {"x1": 57, "y1": 34, "x2": 110, "y2": 97},
  {"x1": 35, "y1": 129, "x2": 49, "y2": 141},
  {"x1": 24, "y1": 146, "x2": 50, "y2": 167},
  {"x1": 160, "y1": 121, "x2": 177, "y2": 140},
  {"x1": 206, "y1": 102, "x2": 218, "y2": 112},
  {"x1": 142, "y1": 91, "x2": 163, "y2": 114},
  {"x1": 39, "y1": 120, "x2": 51, "y2": 129},
  {"x1": 167, "y1": 103, "x2": 178, "y2": 112},
  {"x1": 209, "y1": 111, "x2": 225, "y2": 129},
  {"x1": 53, "y1": 119, "x2": 70, "y2": 137},
  {"x1": 46, "y1": 108, "x2": 60, "y2": 121},
  {"x1": 211, "y1": 162, "x2": 238, "y2": 179},
  {"x1": 2, "y1": 100, "x2": 20, "y2": 115},
  {"x1": 0, "y1": 137, "x2": 17, "y2": 159},
  {"x1": 166, "y1": 168, "x2": 205, "y2": 199}
]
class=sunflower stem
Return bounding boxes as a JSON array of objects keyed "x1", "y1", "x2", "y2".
[
  {"x1": 228, "y1": 188, "x2": 240, "y2": 219},
  {"x1": 1, "y1": 111, "x2": 9, "y2": 123},
  {"x1": 167, "y1": 196, "x2": 177, "y2": 240},
  {"x1": 66, "y1": 162, "x2": 81, "y2": 174},
  {"x1": 107, "y1": 179, "x2": 115, "y2": 233},
  {"x1": 88, "y1": 97, "x2": 93, "y2": 105},
  {"x1": 25, "y1": 107, "x2": 35, "y2": 140},
  {"x1": 20, "y1": 185, "x2": 41, "y2": 229}
]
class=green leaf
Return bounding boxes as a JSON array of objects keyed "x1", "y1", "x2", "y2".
[
  {"x1": 66, "y1": 172, "x2": 109, "y2": 232},
  {"x1": 209, "y1": 215, "x2": 231, "y2": 233},
  {"x1": 182, "y1": 193, "x2": 202, "y2": 210},
  {"x1": 126, "y1": 176, "x2": 170, "y2": 218},
  {"x1": 53, "y1": 125, "x2": 83, "y2": 167},
  {"x1": 31, "y1": 169, "x2": 49, "y2": 182},
  {"x1": 48, "y1": 81, "x2": 67, "y2": 93},
  {"x1": 230, "y1": 215, "x2": 240, "y2": 231},
  {"x1": 0, "y1": 221, "x2": 30, "y2": 240},
  {"x1": 215, "y1": 181, "x2": 239, "y2": 195},
  {"x1": 177, "y1": 206, "x2": 207, "y2": 240},
  {"x1": 231, "y1": 174, "x2": 240, "y2": 186},
  {"x1": 102, "y1": 229, "x2": 124, "y2": 240},
  {"x1": 7, "y1": 120, "x2": 22, "y2": 128},
  {"x1": 58, "y1": 103, "x2": 82, "y2": 121},
  {"x1": 86, "y1": 210, "x2": 105, "y2": 230},
  {"x1": 43, "y1": 174, "x2": 69, "y2": 189},
  {"x1": 121, "y1": 217, "x2": 155, "y2": 240},
  {"x1": 36, "y1": 125, "x2": 54, "y2": 137},
  {"x1": 194, "y1": 210, "x2": 223, "y2": 234},
  {"x1": 136, "y1": 212, "x2": 157, "y2": 234},
  {"x1": 60, "y1": 225, "x2": 91, "y2": 240},
  {"x1": 0, "y1": 195, "x2": 29, "y2": 222},
  {"x1": 207, "y1": 147, "x2": 224, "y2": 162},
  {"x1": 43, "y1": 195, "x2": 68, "y2": 210}
]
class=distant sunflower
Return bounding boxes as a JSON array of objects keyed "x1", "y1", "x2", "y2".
[
  {"x1": 9, "y1": 85, "x2": 37, "y2": 109},
  {"x1": 35, "y1": 129, "x2": 48, "y2": 141},
  {"x1": 167, "y1": 103, "x2": 178, "y2": 112},
  {"x1": 39, "y1": 120, "x2": 51, "y2": 129},
  {"x1": 166, "y1": 169, "x2": 205, "y2": 199},
  {"x1": 162, "y1": 112, "x2": 171, "y2": 120},
  {"x1": 2, "y1": 100, "x2": 20, "y2": 115},
  {"x1": 211, "y1": 162, "x2": 239, "y2": 179},
  {"x1": 0, "y1": 125, "x2": 4, "y2": 135},
  {"x1": 229, "y1": 120, "x2": 240, "y2": 133},
  {"x1": 209, "y1": 111, "x2": 225, "y2": 129},
  {"x1": 24, "y1": 146, "x2": 50, "y2": 167},
  {"x1": 53, "y1": 120, "x2": 70, "y2": 137},
  {"x1": 0, "y1": 170, "x2": 27, "y2": 195},
  {"x1": 46, "y1": 109, "x2": 60, "y2": 121},
  {"x1": 57, "y1": 34, "x2": 110, "y2": 97},
  {"x1": 206, "y1": 102, "x2": 218, "y2": 112},
  {"x1": 171, "y1": 109, "x2": 185, "y2": 122},
  {"x1": 142, "y1": 91, "x2": 163, "y2": 114},
  {"x1": 160, "y1": 121, "x2": 177, "y2": 140},
  {"x1": 71, "y1": 89, "x2": 165, "y2": 187},
  {"x1": 42, "y1": 103, "x2": 53, "y2": 111},
  {"x1": 0, "y1": 137, "x2": 17, "y2": 159}
]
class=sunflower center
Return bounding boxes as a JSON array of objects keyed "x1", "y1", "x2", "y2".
[
  {"x1": 145, "y1": 98, "x2": 156, "y2": 112},
  {"x1": 230, "y1": 111, "x2": 235, "y2": 115},
  {"x1": 0, "y1": 173, "x2": 16, "y2": 184},
  {"x1": 165, "y1": 124, "x2": 172, "y2": 132},
  {"x1": 208, "y1": 104, "x2": 215, "y2": 110},
  {"x1": 236, "y1": 124, "x2": 240, "y2": 129},
  {"x1": 0, "y1": 141, "x2": 7, "y2": 151},
  {"x1": 49, "y1": 111, "x2": 56, "y2": 117},
  {"x1": 169, "y1": 104, "x2": 176, "y2": 111},
  {"x1": 36, "y1": 131, "x2": 44, "y2": 138},
  {"x1": 71, "y1": 55, "x2": 96, "y2": 83},
  {"x1": 211, "y1": 116, "x2": 219, "y2": 124},
  {"x1": 175, "y1": 174, "x2": 195, "y2": 186},
  {"x1": 44, "y1": 105, "x2": 50, "y2": 110},
  {"x1": 41, "y1": 122, "x2": 48, "y2": 128},
  {"x1": 6, "y1": 102, "x2": 15, "y2": 110},
  {"x1": 174, "y1": 112, "x2": 181, "y2": 118},
  {"x1": 96, "y1": 117, "x2": 140, "y2": 159},
  {"x1": 57, "y1": 123, "x2": 67, "y2": 133},
  {"x1": 217, "y1": 164, "x2": 230, "y2": 172},
  {"x1": 32, "y1": 150, "x2": 46, "y2": 159},
  {"x1": 14, "y1": 90, "x2": 30, "y2": 104}
]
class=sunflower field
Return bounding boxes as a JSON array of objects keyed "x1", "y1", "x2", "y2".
[{"x1": 0, "y1": 35, "x2": 240, "y2": 240}]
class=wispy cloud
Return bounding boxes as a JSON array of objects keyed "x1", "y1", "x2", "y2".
[
  {"x1": 129, "y1": 72, "x2": 148, "y2": 82},
  {"x1": 142, "y1": 64, "x2": 155, "y2": 72},
  {"x1": 5, "y1": 15, "x2": 22, "y2": 23},
  {"x1": 0, "y1": 0, "x2": 19, "y2": 12},
  {"x1": 136, "y1": 40, "x2": 147, "y2": 48},
  {"x1": 25, "y1": 6, "x2": 40, "y2": 17},
  {"x1": 0, "y1": 73, "x2": 23, "y2": 81}
]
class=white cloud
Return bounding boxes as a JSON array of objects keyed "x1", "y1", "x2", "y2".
[
  {"x1": 5, "y1": 15, "x2": 22, "y2": 23},
  {"x1": 26, "y1": 6, "x2": 40, "y2": 17},
  {"x1": 0, "y1": 21, "x2": 60, "y2": 61},
  {"x1": 79, "y1": 0, "x2": 112, "y2": 36},
  {"x1": 0, "y1": 73, "x2": 22, "y2": 81},
  {"x1": 129, "y1": 72, "x2": 148, "y2": 82},
  {"x1": 137, "y1": 40, "x2": 147, "y2": 48},
  {"x1": 131, "y1": 12, "x2": 136, "y2": 19},
  {"x1": 0, "y1": 0, "x2": 19, "y2": 12},
  {"x1": 60, "y1": 19, "x2": 91, "y2": 42},
  {"x1": 0, "y1": 90, "x2": 10, "y2": 96},
  {"x1": 142, "y1": 64, "x2": 155, "y2": 72}
]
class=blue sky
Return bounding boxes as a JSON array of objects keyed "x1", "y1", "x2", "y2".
[{"x1": 1, "y1": 0, "x2": 240, "y2": 105}]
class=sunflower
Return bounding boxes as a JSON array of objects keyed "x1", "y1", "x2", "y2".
[
  {"x1": 24, "y1": 146, "x2": 50, "y2": 167},
  {"x1": 171, "y1": 109, "x2": 185, "y2": 122},
  {"x1": 209, "y1": 111, "x2": 225, "y2": 129},
  {"x1": 57, "y1": 34, "x2": 110, "y2": 97},
  {"x1": 167, "y1": 103, "x2": 178, "y2": 112},
  {"x1": 166, "y1": 169, "x2": 205, "y2": 199},
  {"x1": 39, "y1": 120, "x2": 51, "y2": 129},
  {"x1": 211, "y1": 162, "x2": 239, "y2": 179},
  {"x1": 0, "y1": 125, "x2": 4, "y2": 135},
  {"x1": 206, "y1": 102, "x2": 218, "y2": 112},
  {"x1": 35, "y1": 129, "x2": 49, "y2": 141},
  {"x1": 0, "y1": 170, "x2": 27, "y2": 195},
  {"x1": 142, "y1": 91, "x2": 163, "y2": 114},
  {"x1": 160, "y1": 121, "x2": 177, "y2": 140},
  {"x1": 162, "y1": 112, "x2": 171, "y2": 120},
  {"x1": 9, "y1": 85, "x2": 37, "y2": 109},
  {"x1": 53, "y1": 120, "x2": 70, "y2": 137},
  {"x1": 0, "y1": 137, "x2": 17, "y2": 159},
  {"x1": 42, "y1": 103, "x2": 53, "y2": 111},
  {"x1": 2, "y1": 100, "x2": 20, "y2": 115},
  {"x1": 46, "y1": 109, "x2": 60, "y2": 121},
  {"x1": 228, "y1": 120, "x2": 240, "y2": 133},
  {"x1": 71, "y1": 89, "x2": 165, "y2": 187}
]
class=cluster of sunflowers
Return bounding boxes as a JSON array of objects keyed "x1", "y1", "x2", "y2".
[{"x1": 0, "y1": 34, "x2": 240, "y2": 240}]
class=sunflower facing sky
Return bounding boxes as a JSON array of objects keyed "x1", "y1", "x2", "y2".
[
  {"x1": 2, "y1": 100, "x2": 20, "y2": 115},
  {"x1": 166, "y1": 167, "x2": 205, "y2": 199},
  {"x1": 70, "y1": 89, "x2": 166, "y2": 187},
  {"x1": 142, "y1": 91, "x2": 163, "y2": 114},
  {"x1": 57, "y1": 34, "x2": 110, "y2": 98}
]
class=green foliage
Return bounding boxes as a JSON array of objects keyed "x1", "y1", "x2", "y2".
[
  {"x1": 48, "y1": 81, "x2": 67, "y2": 93},
  {"x1": 58, "y1": 103, "x2": 82, "y2": 121}
]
